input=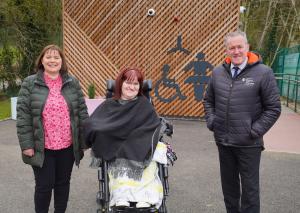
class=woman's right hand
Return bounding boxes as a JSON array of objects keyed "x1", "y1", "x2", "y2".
[{"x1": 22, "y1": 149, "x2": 34, "y2": 157}]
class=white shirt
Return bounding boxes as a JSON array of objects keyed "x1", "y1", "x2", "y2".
[{"x1": 230, "y1": 58, "x2": 248, "y2": 77}]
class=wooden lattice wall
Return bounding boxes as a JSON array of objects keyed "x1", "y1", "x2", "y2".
[{"x1": 63, "y1": 0, "x2": 240, "y2": 118}]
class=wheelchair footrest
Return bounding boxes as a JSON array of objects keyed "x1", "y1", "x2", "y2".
[{"x1": 112, "y1": 206, "x2": 157, "y2": 213}]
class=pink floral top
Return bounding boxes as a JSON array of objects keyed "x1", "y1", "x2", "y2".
[{"x1": 42, "y1": 74, "x2": 72, "y2": 150}]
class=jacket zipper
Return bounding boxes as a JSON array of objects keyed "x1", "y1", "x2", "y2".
[
  {"x1": 225, "y1": 76, "x2": 235, "y2": 143},
  {"x1": 34, "y1": 80, "x2": 49, "y2": 152},
  {"x1": 61, "y1": 78, "x2": 78, "y2": 164}
]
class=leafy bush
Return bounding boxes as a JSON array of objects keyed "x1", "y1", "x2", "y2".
[
  {"x1": 5, "y1": 85, "x2": 20, "y2": 97},
  {"x1": 88, "y1": 83, "x2": 96, "y2": 99}
]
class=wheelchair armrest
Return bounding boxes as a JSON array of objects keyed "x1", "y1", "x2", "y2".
[{"x1": 160, "y1": 117, "x2": 173, "y2": 137}]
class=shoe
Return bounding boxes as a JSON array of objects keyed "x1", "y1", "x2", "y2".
[
  {"x1": 136, "y1": 201, "x2": 151, "y2": 208},
  {"x1": 115, "y1": 200, "x2": 130, "y2": 207}
]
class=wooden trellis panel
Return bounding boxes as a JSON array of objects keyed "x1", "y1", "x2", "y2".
[{"x1": 63, "y1": 0, "x2": 240, "y2": 118}]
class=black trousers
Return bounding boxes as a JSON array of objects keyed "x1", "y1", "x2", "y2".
[
  {"x1": 32, "y1": 146, "x2": 75, "y2": 213},
  {"x1": 217, "y1": 145, "x2": 262, "y2": 213}
]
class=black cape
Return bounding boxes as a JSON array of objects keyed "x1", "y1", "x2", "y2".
[{"x1": 84, "y1": 96, "x2": 161, "y2": 162}]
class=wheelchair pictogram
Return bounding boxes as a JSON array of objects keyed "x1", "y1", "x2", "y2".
[
  {"x1": 154, "y1": 33, "x2": 213, "y2": 103},
  {"x1": 154, "y1": 64, "x2": 187, "y2": 103}
]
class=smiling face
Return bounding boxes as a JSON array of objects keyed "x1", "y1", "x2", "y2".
[
  {"x1": 225, "y1": 35, "x2": 249, "y2": 66},
  {"x1": 113, "y1": 68, "x2": 144, "y2": 100},
  {"x1": 121, "y1": 77, "x2": 140, "y2": 100},
  {"x1": 42, "y1": 50, "x2": 62, "y2": 77}
]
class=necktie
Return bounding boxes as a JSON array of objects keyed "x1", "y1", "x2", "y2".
[{"x1": 232, "y1": 67, "x2": 239, "y2": 79}]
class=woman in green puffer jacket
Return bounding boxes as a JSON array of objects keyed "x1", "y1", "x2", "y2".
[{"x1": 16, "y1": 44, "x2": 89, "y2": 213}]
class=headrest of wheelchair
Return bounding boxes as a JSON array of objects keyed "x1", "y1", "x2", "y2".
[{"x1": 106, "y1": 79, "x2": 152, "y2": 92}]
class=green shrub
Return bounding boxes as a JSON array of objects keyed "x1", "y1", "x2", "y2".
[
  {"x1": 5, "y1": 85, "x2": 20, "y2": 97},
  {"x1": 88, "y1": 83, "x2": 96, "y2": 99}
]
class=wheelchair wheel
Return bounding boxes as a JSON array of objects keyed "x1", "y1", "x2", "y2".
[
  {"x1": 96, "y1": 191, "x2": 102, "y2": 204},
  {"x1": 96, "y1": 191, "x2": 110, "y2": 213},
  {"x1": 97, "y1": 206, "x2": 110, "y2": 213},
  {"x1": 96, "y1": 205, "x2": 109, "y2": 213},
  {"x1": 158, "y1": 200, "x2": 167, "y2": 213}
]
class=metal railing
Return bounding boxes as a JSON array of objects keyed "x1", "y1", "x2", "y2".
[{"x1": 275, "y1": 73, "x2": 300, "y2": 112}]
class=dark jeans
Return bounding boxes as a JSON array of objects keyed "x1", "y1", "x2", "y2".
[
  {"x1": 218, "y1": 145, "x2": 262, "y2": 213},
  {"x1": 32, "y1": 146, "x2": 75, "y2": 213}
]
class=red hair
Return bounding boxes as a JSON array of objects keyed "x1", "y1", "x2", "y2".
[{"x1": 114, "y1": 67, "x2": 144, "y2": 99}]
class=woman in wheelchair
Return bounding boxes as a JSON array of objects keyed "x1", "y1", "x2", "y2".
[{"x1": 84, "y1": 68, "x2": 169, "y2": 211}]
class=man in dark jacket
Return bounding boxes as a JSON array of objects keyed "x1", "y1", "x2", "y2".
[{"x1": 204, "y1": 31, "x2": 281, "y2": 213}]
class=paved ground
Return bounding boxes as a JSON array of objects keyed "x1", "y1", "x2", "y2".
[
  {"x1": 0, "y1": 105, "x2": 300, "y2": 213},
  {"x1": 265, "y1": 106, "x2": 300, "y2": 154}
]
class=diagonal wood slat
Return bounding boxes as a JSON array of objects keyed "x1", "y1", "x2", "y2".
[{"x1": 63, "y1": 0, "x2": 240, "y2": 118}]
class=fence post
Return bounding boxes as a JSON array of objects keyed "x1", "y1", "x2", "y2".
[
  {"x1": 287, "y1": 75, "x2": 291, "y2": 107},
  {"x1": 280, "y1": 73, "x2": 283, "y2": 95},
  {"x1": 295, "y1": 79, "x2": 299, "y2": 112}
]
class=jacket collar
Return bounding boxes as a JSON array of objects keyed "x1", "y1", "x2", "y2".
[
  {"x1": 35, "y1": 69, "x2": 71, "y2": 85},
  {"x1": 224, "y1": 52, "x2": 262, "y2": 69},
  {"x1": 225, "y1": 52, "x2": 262, "y2": 65}
]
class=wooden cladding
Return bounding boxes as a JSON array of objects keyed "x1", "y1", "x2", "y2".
[{"x1": 63, "y1": 0, "x2": 240, "y2": 118}]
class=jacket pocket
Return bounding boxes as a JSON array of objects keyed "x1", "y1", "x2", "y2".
[
  {"x1": 241, "y1": 119, "x2": 252, "y2": 137},
  {"x1": 22, "y1": 152, "x2": 43, "y2": 167},
  {"x1": 242, "y1": 119, "x2": 259, "y2": 139}
]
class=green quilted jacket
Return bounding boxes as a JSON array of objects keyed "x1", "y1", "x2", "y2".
[{"x1": 16, "y1": 70, "x2": 89, "y2": 167}]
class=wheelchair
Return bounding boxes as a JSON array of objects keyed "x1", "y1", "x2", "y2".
[{"x1": 95, "y1": 79, "x2": 176, "y2": 213}]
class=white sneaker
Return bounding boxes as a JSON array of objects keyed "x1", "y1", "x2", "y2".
[
  {"x1": 115, "y1": 200, "x2": 130, "y2": 207},
  {"x1": 136, "y1": 201, "x2": 151, "y2": 208}
]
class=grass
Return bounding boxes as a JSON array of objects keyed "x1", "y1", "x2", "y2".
[{"x1": 0, "y1": 98, "x2": 11, "y2": 120}]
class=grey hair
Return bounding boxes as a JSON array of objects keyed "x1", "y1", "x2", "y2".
[{"x1": 224, "y1": 30, "x2": 248, "y2": 47}]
